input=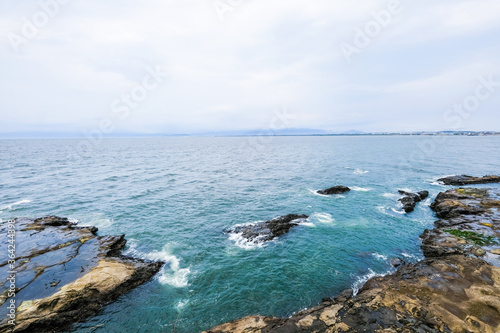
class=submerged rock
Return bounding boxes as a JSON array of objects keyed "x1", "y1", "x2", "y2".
[
  {"x1": 205, "y1": 188, "x2": 500, "y2": 333},
  {"x1": 227, "y1": 214, "x2": 308, "y2": 243},
  {"x1": 317, "y1": 186, "x2": 350, "y2": 195},
  {"x1": 438, "y1": 174, "x2": 500, "y2": 185},
  {"x1": 0, "y1": 216, "x2": 163, "y2": 333},
  {"x1": 398, "y1": 190, "x2": 429, "y2": 213}
]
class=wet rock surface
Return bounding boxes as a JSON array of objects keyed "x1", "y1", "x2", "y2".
[
  {"x1": 438, "y1": 175, "x2": 500, "y2": 186},
  {"x1": 205, "y1": 188, "x2": 500, "y2": 333},
  {"x1": 317, "y1": 186, "x2": 351, "y2": 195},
  {"x1": 398, "y1": 190, "x2": 429, "y2": 213},
  {"x1": 0, "y1": 216, "x2": 163, "y2": 333},
  {"x1": 227, "y1": 214, "x2": 309, "y2": 243}
]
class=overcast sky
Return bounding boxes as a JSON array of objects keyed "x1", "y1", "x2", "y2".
[{"x1": 1, "y1": 0, "x2": 500, "y2": 135}]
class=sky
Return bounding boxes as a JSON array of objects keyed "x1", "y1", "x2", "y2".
[{"x1": 1, "y1": 0, "x2": 500, "y2": 135}]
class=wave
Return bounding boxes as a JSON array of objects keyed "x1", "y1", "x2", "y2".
[
  {"x1": 309, "y1": 189, "x2": 329, "y2": 197},
  {"x1": 77, "y1": 214, "x2": 114, "y2": 229},
  {"x1": 377, "y1": 206, "x2": 406, "y2": 216},
  {"x1": 310, "y1": 212, "x2": 335, "y2": 225},
  {"x1": 391, "y1": 208, "x2": 406, "y2": 215},
  {"x1": 351, "y1": 186, "x2": 372, "y2": 192},
  {"x1": 351, "y1": 269, "x2": 387, "y2": 295},
  {"x1": 228, "y1": 231, "x2": 267, "y2": 250},
  {"x1": 309, "y1": 189, "x2": 345, "y2": 198},
  {"x1": 372, "y1": 253, "x2": 388, "y2": 262},
  {"x1": 308, "y1": 189, "x2": 345, "y2": 198},
  {"x1": 0, "y1": 199, "x2": 31, "y2": 211},
  {"x1": 401, "y1": 252, "x2": 422, "y2": 261},
  {"x1": 353, "y1": 169, "x2": 369, "y2": 175},
  {"x1": 176, "y1": 299, "x2": 190, "y2": 311},
  {"x1": 421, "y1": 198, "x2": 432, "y2": 207},
  {"x1": 430, "y1": 175, "x2": 455, "y2": 186},
  {"x1": 125, "y1": 241, "x2": 191, "y2": 288},
  {"x1": 382, "y1": 193, "x2": 398, "y2": 198}
]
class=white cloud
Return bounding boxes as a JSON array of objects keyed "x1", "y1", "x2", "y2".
[{"x1": 0, "y1": 0, "x2": 499, "y2": 134}]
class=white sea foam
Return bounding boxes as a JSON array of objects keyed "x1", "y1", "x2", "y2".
[
  {"x1": 372, "y1": 253, "x2": 388, "y2": 261},
  {"x1": 176, "y1": 299, "x2": 189, "y2": 310},
  {"x1": 125, "y1": 242, "x2": 191, "y2": 288},
  {"x1": 0, "y1": 199, "x2": 31, "y2": 211},
  {"x1": 382, "y1": 193, "x2": 398, "y2": 198},
  {"x1": 79, "y1": 214, "x2": 114, "y2": 229},
  {"x1": 308, "y1": 189, "x2": 345, "y2": 198},
  {"x1": 353, "y1": 169, "x2": 369, "y2": 175},
  {"x1": 311, "y1": 212, "x2": 335, "y2": 225},
  {"x1": 377, "y1": 205, "x2": 405, "y2": 216},
  {"x1": 228, "y1": 232, "x2": 266, "y2": 250},
  {"x1": 401, "y1": 252, "x2": 421, "y2": 261},
  {"x1": 391, "y1": 208, "x2": 406, "y2": 215},
  {"x1": 421, "y1": 198, "x2": 432, "y2": 207},
  {"x1": 308, "y1": 189, "x2": 329, "y2": 197},
  {"x1": 351, "y1": 186, "x2": 372, "y2": 192},
  {"x1": 352, "y1": 269, "x2": 386, "y2": 295}
]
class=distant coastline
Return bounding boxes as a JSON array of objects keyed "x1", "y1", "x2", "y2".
[{"x1": 1, "y1": 130, "x2": 499, "y2": 139}]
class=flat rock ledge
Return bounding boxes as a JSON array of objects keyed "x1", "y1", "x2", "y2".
[
  {"x1": 227, "y1": 214, "x2": 309, "y2": 244},
  {"x1": 0, "y1": 216, "x2": 163, "y2": 333},
  {"x1": 438, "y1": 175, "x2": 500, "y2": 186},
  {"x1": 205, "y1": 188, "x2": 500, "y2": 333}
]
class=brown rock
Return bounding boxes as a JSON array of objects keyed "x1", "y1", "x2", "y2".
[{"x1": 0, "y1": 217, "x2": 163, "y2": 333}]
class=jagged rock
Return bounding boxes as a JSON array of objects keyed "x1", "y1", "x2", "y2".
[
  {"x1": 205, "y1": 188, "x2": 500, "y2": 333},
  {"x1": 398, "y1": 190, "x2": 429, "y2": 213},
  {"x1": 317, "y1": 186, "x2": 350, "y2": 195},
  {"x1": 333, "y1": 289, "x2": 353, "y2": 303},
  {"x1": 227, "y1": 214, "x2": 308, "y2": 243},
  {"x1": 438, "y1": 174, "x2": 500, "y2": 185},
  {"x1": 390, "y1": 258, "x2": 405, "y2": 268},
  {"x1": 0, "y1": 217, "x2": 163, "y2": 333},
  {"x1": 430, "y1": 188, "x2": 487, "y2": 218}
]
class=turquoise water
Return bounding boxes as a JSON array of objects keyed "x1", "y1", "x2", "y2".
[{"x1": 1, "y1": 136, "x2": 499, "y2": 332}]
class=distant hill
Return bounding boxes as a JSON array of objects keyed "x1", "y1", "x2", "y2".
[{"x1": 1, "y1": 129, "x2": 498, "y2": 139}]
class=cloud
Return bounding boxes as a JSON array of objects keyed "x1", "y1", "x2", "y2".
[{"x1": 0, "y1": 0, "x2": 499, "y2": 134}]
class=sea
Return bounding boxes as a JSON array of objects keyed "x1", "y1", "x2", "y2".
[{"x1": 1, "y1": 135, "x2": 499, "y2": 333}]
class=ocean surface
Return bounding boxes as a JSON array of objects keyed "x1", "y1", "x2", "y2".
[{"x1": 1, "y1": 135, "x2": 499, "y2": 333}]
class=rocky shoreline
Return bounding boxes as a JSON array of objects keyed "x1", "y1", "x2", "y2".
[
  {"x1": 0, "y1": 216, "x2": 163, "y2": 333},
  {"x1": 205, "y1": 187, "x2": 500, "y2": 333}
]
